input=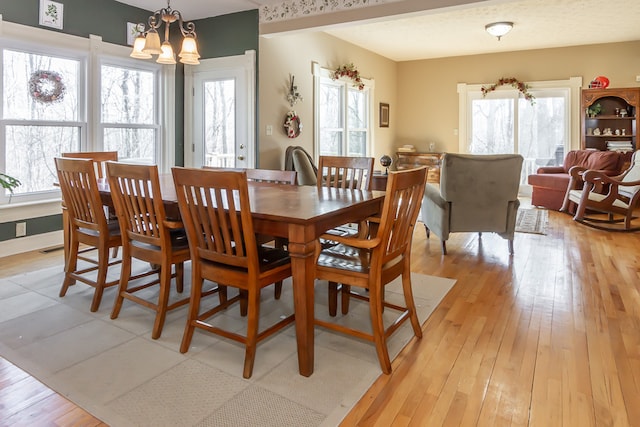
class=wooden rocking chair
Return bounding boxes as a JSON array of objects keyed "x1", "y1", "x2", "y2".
[{"x1": 561, "y1": 150, "x2": 640, "y2": 231}]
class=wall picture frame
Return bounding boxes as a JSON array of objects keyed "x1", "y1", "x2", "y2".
[
  {"x1": 127, "y1": 22, "x2": 144, "y2": 46},
  {"x1": 380, "y1": 103, "x2": 390, "y2": 128},
  {"x1": 39, "y1": 0, "x2": 64, "y2": 30}
]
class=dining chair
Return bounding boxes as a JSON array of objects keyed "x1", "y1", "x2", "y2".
[
  {"x1": 54, "y1": 157, "x2": 122, "y2": 312},
  {"x1": 314, "y1": 166, "x2": 428, "y2": 374},
  {"x1": 317, "y1": 155, "x2": 374, "y2": 191},
  {"x1": 245, "y1": 168, "x2": 297, "y2": 185},
  {"x1": 172, "y1": 167, "x2": 295, "y2": 379},
  {"x1": 106, "y1": 162, "x2": 193, "y2": 339},
  {"x1": 60, "y1": 151, "x2": 119, "y2": 260},
  {"x1": 246, "y1": 168, "x2": 297, "y2": 299},
  {"x1": 61, "y1": 151, "x2": 118, "y2": 178},
  {"x1": 317, "y1": 155, "x2": 376, "y2": 242}
]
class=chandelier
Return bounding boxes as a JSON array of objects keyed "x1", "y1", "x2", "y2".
[{"x1": 130, "y1": 0, "x2": 200, "y2": 65}]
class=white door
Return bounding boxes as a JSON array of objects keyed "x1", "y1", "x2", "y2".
[{"x1": 184, "y1": 51, "x2": 255, "y2": 168}]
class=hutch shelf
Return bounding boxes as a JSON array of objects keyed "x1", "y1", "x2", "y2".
[{"x1": 581, "y1": 87, "x2": 639, "y2": 153}]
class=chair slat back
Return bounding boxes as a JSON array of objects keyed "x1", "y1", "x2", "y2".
[
  {"x1": 55, "y1": 157, "x2": 108, "y2": 233},
  {"x1": 172, "y1": 167, "x2": 258, "y2": 270},
  {"x1": 317, "y1": 156, "x2": 374, "y2": 191},
  {"x1": 61, "y1": 151, "x2": 118, "y2": 179},
  {"x1": 375, "y1": 167, "x2": 428, "y2": 264},
  {"x1": 106, "y1": 162, "x2": 167, "y2": 247},
  {"x1": 246, "y1": 168, "x2": 297, "y2": 185}
]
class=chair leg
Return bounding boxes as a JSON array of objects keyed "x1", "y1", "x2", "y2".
[
  {"x1": 111, "y1": 252, "x2": 132, "y2": 320},
  {"x1": 90, "y1": 246, "x2": 110, "y2": 312},
  {"x1": 180, "y1": 276, "x2": 203, "y2": 354},
  {"x1": 239, "y1": 289, "x2": 248, "y2": 317},
  {"x1": 152, "y1": 262, "x2": 172, "y2": 339},
  {"x1": 176, "y1": 262, "x2": 184, "y2": 293},
  {"x1": 441, "y1": 240, "x2": 447, "y2": 255},
  {"x1": 328, "y1": 282, "x2": 339, "y2": 316},
  {"x1": 508, "y1": 239, "x2": 514, "y2": 255},
  {"x1": 424, "y1": 223, "x2": 430, "y2": 238},
  {"x1": 274, "y1": 281, "x2": 283, "y2": 299},
  {"x1": 401, "y1": 269, "x2": 422, "y2": 339},
  {"x1": 341, "y1": 284, "x2": 351, "y2": 315},
  {"x1": 368, "y1": 283, "x2": 391, "y2": 374},
  {"x1": 242, "y1": 289, "x2": 261, "y2": 379},
  {"x1": 60, "y1": 238, "x2": 79, "y2": 297}
]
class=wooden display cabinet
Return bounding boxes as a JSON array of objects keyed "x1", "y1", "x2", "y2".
[
  {"x1": 581, "y1": 87, "x2": 639, "y2": 152},
  {"x1": 395, "y1": 152, "x2": 442, "y2": 183}
]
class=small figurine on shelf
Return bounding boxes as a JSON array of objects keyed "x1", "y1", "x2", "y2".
[
  {"x1": 593, "y1": 128, "x2": 601, "y2": 136},
  {"x1": 619, "y1": 108, "x2": 628, "y2": 117}
]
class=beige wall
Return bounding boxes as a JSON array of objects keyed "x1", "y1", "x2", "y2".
[
  {"x1": 396, "y1": 41, "x2": 640, "y2": 154},
  {"x1": 258, "y1": 32, "x2": 397, "y2": 170}
]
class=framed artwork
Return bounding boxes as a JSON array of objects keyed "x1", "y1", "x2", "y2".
[
  {"x1": 379, "y1": 103, "x2": 390, "y2": 128},
  {"x1": 127, "y1": 22, "x2": 144, "y2": 46},
  {"x1": 39, "y1": 0, "x2": 64, "y2": 30}
]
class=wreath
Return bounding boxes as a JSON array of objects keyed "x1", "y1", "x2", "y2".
[
  {"x1": 284, "y1": 111, "x2": 302, "y2": 138},
  {"x1": 29, "y1": 70, "x2": 66, "y2": 104},
  {"x1": 481, "y1": 77, "x2": 535, "y2": 105},
  {"x1": 332, "y1": 63, "x2": 365, "y2": 90}
]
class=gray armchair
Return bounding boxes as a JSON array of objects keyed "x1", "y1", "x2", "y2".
[{"x1": 421, "y1": 153, "x2": 523, "y2": 255}]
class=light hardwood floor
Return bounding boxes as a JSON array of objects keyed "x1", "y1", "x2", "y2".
[{"x1": 1, "y1": 209, "x2": 639, "y2": 426}]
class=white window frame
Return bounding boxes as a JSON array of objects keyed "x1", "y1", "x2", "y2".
[
  {"x1": 457, "y1": 77, "x2": 583, "y2": 155},
  {"x1": 97, "y1": 55, "x2": 163, "y2": 166},
  {"x1": 0, "y1": 16, "x2": 174, "y2": 209},
  {"x1": 312, "y1": 62, "x2": 374, "y2": 159}
]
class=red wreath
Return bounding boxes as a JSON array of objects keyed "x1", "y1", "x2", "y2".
[{"x1": 29, "y1": 70, "x2": 66, "y2": 104}]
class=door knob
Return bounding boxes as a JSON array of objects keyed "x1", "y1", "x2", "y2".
[{"x1": 237, "y1": 155, "x2": 245, "y2": 161}]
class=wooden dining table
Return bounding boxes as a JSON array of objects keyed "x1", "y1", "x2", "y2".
[{"x1": 92, "y1": 173, "x2": 385, "y2": 377}]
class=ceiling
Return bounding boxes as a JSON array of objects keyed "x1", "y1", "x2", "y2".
[{"x1": 116, "y1": 0, "x2": 640, "y2": 62}]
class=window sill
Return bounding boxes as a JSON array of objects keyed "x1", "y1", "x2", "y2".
[{"x1": 0, "y1": 198, "x2": 62, "y2": 222}]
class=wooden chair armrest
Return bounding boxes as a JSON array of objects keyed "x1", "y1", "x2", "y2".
[
  {"x1": 319, "y1": 233, "x2": 381, "y2": 249},
  {"x1": 568, "y1": 165, "x2": 587, "y2": 179},
  {"x1": 163, "y1": 220, "x2": 185, "y2": 229}
]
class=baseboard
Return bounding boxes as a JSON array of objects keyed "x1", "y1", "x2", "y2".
[{"x1": 0, "y1": 231, "x2": 63, "y2": 258}]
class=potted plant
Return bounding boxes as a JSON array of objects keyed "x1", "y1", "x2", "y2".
[
  {"x1": 587, "y1": 103, "x2": 603, "y2": 117},
  {"x1": 0, "y1": 173, "x2": 21, "y2": 194}
]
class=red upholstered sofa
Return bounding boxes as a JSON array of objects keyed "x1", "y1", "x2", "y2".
[{"x1": 528, "y1": 150, "x2": 630, "y2": 210}]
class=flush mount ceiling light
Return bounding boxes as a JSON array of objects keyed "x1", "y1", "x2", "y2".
[
  {"x1": 485, "y1": 21, "x2": 513, "y2": 41},
  {"x1": 130, "y1": 0, "x2": 200, "y2": 65}
]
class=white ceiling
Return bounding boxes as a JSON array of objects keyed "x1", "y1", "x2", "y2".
[{"x1": 115, "y1": 0, "x2": 640, "y2": 61}]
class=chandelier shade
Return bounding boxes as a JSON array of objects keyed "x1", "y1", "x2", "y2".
[
  {"x1": 485, "y1": 22, "x2": 513, "y2": 40},
  {"x1": 130, "y1": 0, "x2": 200, "y2": 65}
]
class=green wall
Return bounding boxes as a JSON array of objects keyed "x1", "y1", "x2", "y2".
[{"x1": 0, "y1": 2, "x2": 259, "y2": 244}]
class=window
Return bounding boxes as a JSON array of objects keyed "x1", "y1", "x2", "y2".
[
  {"x1": 100, "y1": 62, "x2": 160, "y2": 165},
  {"x1": 2, "y1": 49, "x2": 84, "y2": 199},
  {"x1": 0, "y1": 24, "x2": 166, "y2": 205},
  {"x1": 313, "y1": 63, "x2": 372, "y2": 158},
  {"x1": 458, "y1": 77, "x2": 582, "y2": 188}
]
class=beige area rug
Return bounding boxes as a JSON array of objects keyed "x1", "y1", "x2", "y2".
[
  {"x1": 0, "y1": 259, "x2": 455, "y2": 426},
  {"x1": 515, "y1": 208, "x2": 549, "y2": 235}
]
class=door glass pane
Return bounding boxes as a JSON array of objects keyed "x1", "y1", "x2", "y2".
[
  {"x1": 101, "y1": 65, "x2": 155, "y2": 124},
  {"x1": 104, "y1": 128, "x2": 155, "y2": 164},
  {"x1": 203, "y1": 79, "x2": 235, "y2": 167},
  {"x1": 5, "y1": 125, "x2": 78, "y2": 193},
  {"x1": 469, "y1": 98, "x2": 514, "y2": 154},
  {"x1": 2, "y1": 49, "x2": 80, "y2": 121},
  {"x1": 518, "y1": 96, "x2": 566, "y2": 183}
]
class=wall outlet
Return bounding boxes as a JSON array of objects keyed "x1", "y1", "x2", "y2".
[
  {"x1": 266, "y1": 125, "x2": 273, "y2": 136},
  {"x1": 636, "y1": 75, "x2": 640, "y2": 82},
  {"x1": 16, "y1": 222, "x2": 26, "y2": 237}
]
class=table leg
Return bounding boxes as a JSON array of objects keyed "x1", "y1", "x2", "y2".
[{"x1": 287, "y1": 224, "x2": 317, "y2": 377}]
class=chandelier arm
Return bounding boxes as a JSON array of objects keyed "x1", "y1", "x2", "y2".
[
  {"x1": 147, "y1": 12, "x2": 162, "y2": 31},
  {"x1": 180, "y1": 21, "x2": 196, "y2": 37}
]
